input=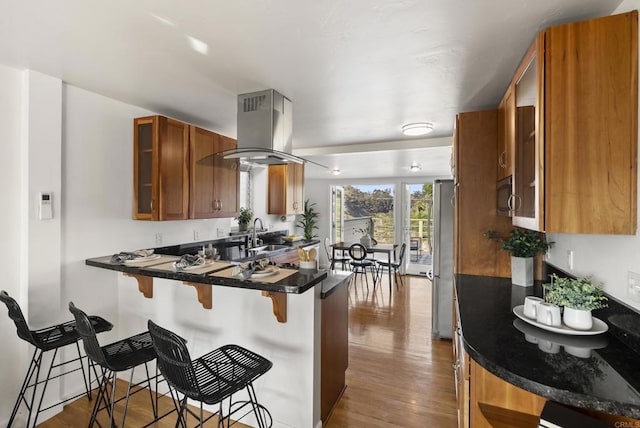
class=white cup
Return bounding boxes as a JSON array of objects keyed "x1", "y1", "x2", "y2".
[
  {"x1": 523, "y1": 296, "x2": 544, "y2": 319},
  {"x1": 536, "y1": 302, "x2": 562, "y2": 327}
]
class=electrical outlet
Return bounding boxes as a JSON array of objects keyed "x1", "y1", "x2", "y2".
[
  {"x1": 217, "y1": 228, "x2": 224, "y2": 237},
  {"x1": 566, "y1": 250, "x2": 574, "y2": 270},
  {"x1": 193, "y1": 229, "x2": 200, "y2": 241},
  {"x1": 155, "y1": 233, "x2": 163, "y2": 244},
  {"x1": 628, "y1": 271, "x2": 640, "y2": 302}
]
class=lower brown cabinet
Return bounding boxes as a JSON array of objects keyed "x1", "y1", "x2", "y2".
[{"x1": 321, "y1": 280, "x2": 348, "y2": 423}]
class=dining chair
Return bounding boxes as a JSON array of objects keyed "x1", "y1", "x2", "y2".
[
  {"x1": 0, "y1": 290, "x2": 112, "y2": 428},
  {"x1": 376, "y1": 243, "x2": 407, "y2": 290},
  {"x1": 324, "y1": 237, "x2": 349, "y2": 270},
  {"x1": 349, "y1": 243, "x2": 377, "y2": 290}
]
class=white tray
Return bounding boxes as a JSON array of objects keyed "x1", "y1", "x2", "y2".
[{"x1": 513, "y1": 305, "x2": 608, "y2": 336}]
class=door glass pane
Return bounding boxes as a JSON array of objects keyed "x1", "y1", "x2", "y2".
[
  {"x1": 137, "y1": 122, "x2": 153, "y2": 214},
  {"x1": 515, "y1": 56, "x2": 537, "y2": 218}
]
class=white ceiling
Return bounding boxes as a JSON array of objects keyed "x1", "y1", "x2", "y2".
[{"x1": 0, "y1": 0, "x2": 622, "y2": 179}]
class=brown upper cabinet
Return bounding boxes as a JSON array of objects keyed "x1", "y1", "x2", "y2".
[
  {"x1": 268, "y1": 163, "x2": 305, "y2": 215},
  {"x1": 133, "y1": 116, "x2": 239, "y2": 221},
  {"x1": 497, "y1": 85, "x2": 515, "y2": 180},
  {"x1": 133, "y1": 116, "x2": 189, "y2": 220},
  {"x1": 508, "y1": 11, "x2": 638, "y2": 234},
  {"x1": 189, "y1": 126, "x2": 239, "y2": 219}
]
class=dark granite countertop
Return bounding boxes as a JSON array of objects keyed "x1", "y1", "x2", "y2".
[
  {"x1": 320, "y1": 271, "x2": 352, "y2": 298},
  {"x1": 456, "y1": 273, "x2": 640, "y2": 419},
  {"x1": 86, "y1": 255, "x2": 327, "y2": 295}
]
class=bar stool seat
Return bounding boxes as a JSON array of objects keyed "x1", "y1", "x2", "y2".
[
  {"x1": 148, "y1": 320, "x2": 273, "y2": 427},
  {"x1": 0, "y1": 290, "x2": 113, "y2": 428},
  {"x1": 69, "y1": 302, "x2": 163, "y2": 428}
]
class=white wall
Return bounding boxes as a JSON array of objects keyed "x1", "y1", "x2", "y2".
[
  {"x1": 545, "y1": 0, "x2": 640, "y2": 311},
  {"x1": 0, "y1": 63, "x2": 28, "y2": 425}
]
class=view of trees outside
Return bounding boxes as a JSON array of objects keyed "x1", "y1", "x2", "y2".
[
  {"x1": 342, "y1": 183, "x2": 434, "y2": 251},
  {"x1": 344, "y1": 184, "x2": 394, "y2": 243},
  {"x1": 409, "y1": 183, "x2": 434, "y2": 254}
]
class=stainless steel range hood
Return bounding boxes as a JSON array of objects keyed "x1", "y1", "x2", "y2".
[{"x1": 222, "y1": 89, "x2": 324, "y2": 167}]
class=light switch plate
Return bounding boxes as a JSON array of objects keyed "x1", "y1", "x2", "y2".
[{"x1": 628, "y1": 271, "x2": 640, "y2": 302}]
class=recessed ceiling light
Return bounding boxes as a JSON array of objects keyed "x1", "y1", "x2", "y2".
[
  {"x1": 331, "y1": 168, "x2": 341, "y2": 175},
  {"x1": 410, "y1": 163, "x2": 422, "y2": 172},
  {"x1": 402, "y1": 122, "x2": 433, "y2": 136}
]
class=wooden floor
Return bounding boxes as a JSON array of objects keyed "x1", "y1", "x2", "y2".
[
  {"x1": 325, "y1": 274, "x2": 457, "y2": 427},
  {"x1": 39, "y1": 274, "x2": 456, "y2": 427}
]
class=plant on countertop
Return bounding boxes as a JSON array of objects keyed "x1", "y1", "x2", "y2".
[
  {"x1": 543, "y1": 274, "x2": 608, "y2": 310},
  {"x1": 297, "y1": 199, "x2": 319, "y2": 241},
  {"x1": 484, "y1": 228, "x2": 554, "y2": 258},
  {"x1": 235, "y1": 207, "x2": 253, "y2": 227}
]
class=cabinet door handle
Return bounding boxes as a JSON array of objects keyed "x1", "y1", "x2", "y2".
[
  {"x1": 513, "y1": 194, "x2": 522, "y2": 212},
  {"x1": 218, "y1": 200, "x2": 222, "y2": 210},
  {"x1": 507, "y1": 194, "x2": 514, "y2": 211},
  {"x1": 150, "y1": 200, "x2": 153, "y2": 211},
  {"x1": 498, "y1": 151, "x2": 506, "y2": 168}
]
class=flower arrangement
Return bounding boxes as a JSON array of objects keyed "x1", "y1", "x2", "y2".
[
  {"x1": 543, "y1": 274, "x2": 608, "y2": 311},
  {"x1": 484, "y1": 228, "x2": 553, "y2": 258},
  {"x1": 354, "y1": 226, "x2": 370, "y2": 236}
]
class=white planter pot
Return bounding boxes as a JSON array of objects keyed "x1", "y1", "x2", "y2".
[
  {"x1": 563, "y1": 307, "x2": 593, "y2": 330},
  {"x1": 360, "y1": 234, "x2": 372, "y2": 248},
  {"x1": 511, "y1": 256, "x2": 534, "y2": 287}
]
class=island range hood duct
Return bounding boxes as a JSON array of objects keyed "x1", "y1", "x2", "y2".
[{"x1": 222, "y1": 89, "x2": 325, "y2": 167}]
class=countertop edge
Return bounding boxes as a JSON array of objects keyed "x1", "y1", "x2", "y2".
[
  {"x1": 456, "y1": 274, "x2": 640, "y2": 420},
  {"x1": 462, "y1": 337, "x2": 640, "y2": 419}
]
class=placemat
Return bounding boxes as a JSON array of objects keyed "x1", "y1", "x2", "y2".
[
  {"x1": 149, "y1": 260, "x2": 232, "y2": 274},
  {"x1": 120, "y1": 255, "x2": 179, "y2": 268},
  {"x1": 211, "y1": 267, "x2": 298, "y2": 283}
]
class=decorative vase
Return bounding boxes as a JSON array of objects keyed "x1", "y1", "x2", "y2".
[
  {"x1": 563, "y1": 307, "x2": 593, "y2": 330},
  {"x1": 511, "y1": 256, "x2": 533, "y2": 287},
  {"x1": 239, "y1": 223, "x2": 248, "y2": 232},
  {"x1": 360, "y1": 234, "x2": 372, "y2": 248}
]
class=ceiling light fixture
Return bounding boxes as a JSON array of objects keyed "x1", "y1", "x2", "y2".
[
  {"x1": 331, "y1": 168, "x2": 341, "y2": 176},
  {"x1": 187, "y1": 35, "x2": 209, "y2": 55},
  {"x1": 402, "y1": 122, "x2": 433, "y2": 136},
  {"x1": 410, "y1": 163, "x2": 422, "y2": 172}
]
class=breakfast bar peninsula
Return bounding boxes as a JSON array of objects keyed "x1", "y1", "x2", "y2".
[{"x1": 86, "y1": 240, "x2": 350, "y2": 428}]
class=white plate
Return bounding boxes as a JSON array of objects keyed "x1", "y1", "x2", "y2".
[
  {"x1": 251, "y1": 267, "x2": 279, "y2": 278},
  {"x1": 124, "y1": 254, "x2": 161, "y2": 264},
  {"x1": 178, "y1": 260, "x2": 214, "y2": 270},
  {"x1": 513, "y1": 305, "x2": 608, "y2": 336}
]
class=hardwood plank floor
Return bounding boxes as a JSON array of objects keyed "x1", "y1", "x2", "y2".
[
  {"x1": 325, "y1": 274, "x2": 457, "y2": 428},
  {"x1": 39, "y1": 274, "x2": 455, "y2": 427}
]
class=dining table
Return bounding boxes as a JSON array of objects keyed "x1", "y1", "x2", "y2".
[{"x1": 331, "y1": 242, "x2": 399, "y2": 293}]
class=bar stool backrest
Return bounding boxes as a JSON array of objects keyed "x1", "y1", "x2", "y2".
[
  {"x1": 348, "y1": 243, "x2": 368, "y2": 261},
  {"x1": 68, "y1": 302, "x2": 108, "y2": 367},
  {"x1": 0, "y1": 290, "x2": 36, "y2": 345},
  {"x1": 148, "y1": 320, "x2": 201, "y2": 399}
]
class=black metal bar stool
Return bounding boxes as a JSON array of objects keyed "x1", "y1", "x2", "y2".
[
  {"x1": 148, "y1": 320, "x2": 273, "y2": 428},
  {"x1": 0, "y1": 290, "x2": 113, "y2": 428},
  {"x1": 69, "y1": 302, "x2": 162, "y2": 428}
]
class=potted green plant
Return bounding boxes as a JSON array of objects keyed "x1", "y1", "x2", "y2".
[
  {"x1": 297, "y1": 199, "x2": 319, "y2": 241},
  {"x1": 485, "y1": 228, "x2": 554, "y2": 286},
  {"x1": 543, "y1": 274, "x2": 608, "y2": 330},
  {"x1": 235, "y1": 207, "x2": 253, "y2": 232}
]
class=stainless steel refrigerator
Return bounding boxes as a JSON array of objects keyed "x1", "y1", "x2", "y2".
[{"x1": 431, "y1": 179, "x2": 454, "y2": 339}]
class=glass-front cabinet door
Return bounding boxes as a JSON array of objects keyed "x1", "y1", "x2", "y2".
[{"x1": 512, "y1": 34, "x2": 544, "y2": 231}]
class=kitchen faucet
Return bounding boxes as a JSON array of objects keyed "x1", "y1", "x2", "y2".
[{"x1": 252, "y1": 217, "x2": 265, "y2": 248}]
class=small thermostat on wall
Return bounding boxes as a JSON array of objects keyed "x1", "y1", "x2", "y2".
[{"x1": 39, "y1": 192, "x2": 53, "y2": 220}]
